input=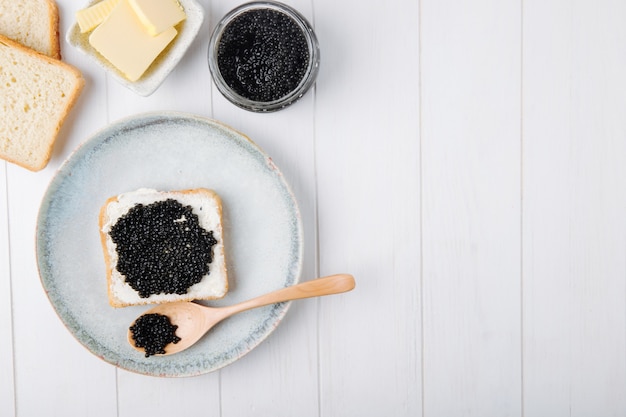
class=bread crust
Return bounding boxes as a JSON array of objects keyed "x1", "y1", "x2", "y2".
[
  {"x1": 0, "y1": 34, "x2": 84, "y2": 171},
  {"x1": 46, "y1": 0, "x2": 61, "y2": 59},
  {"x1": 99, "y1": 188, "x2": 228, "y2": 308},
  {"x1": 99, "y1": 195, "x2": 119, "y2": 307}
]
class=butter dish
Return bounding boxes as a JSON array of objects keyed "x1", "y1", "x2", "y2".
[{"x1": 67, "y1": 0, "x2": 204, "y2": 96}]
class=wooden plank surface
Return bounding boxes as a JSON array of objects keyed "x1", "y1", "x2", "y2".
[
  {"x1": 314, "y1": 0, "x2": 421, "y2": 414},
  {"x1": 420, "y1": 0, "x2": 522, "y2": 415},
  {"x1": 0, "y1": 162, "x2": 15, "y2": 415},
  {"x1": 522, "y1": 0, "x2": 626, "y2": 415}
]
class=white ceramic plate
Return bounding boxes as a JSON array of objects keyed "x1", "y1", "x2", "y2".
[
  {"x1": 36, "y1": 112, "x2": 303, "y2": 377},
  {"x1": 66, "y1": 0, "x2": 204, "y2": 96}
]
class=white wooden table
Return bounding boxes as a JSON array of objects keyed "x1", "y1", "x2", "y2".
[{"x1": 2, "y1": 0, "x2": 626, "y2": 415}]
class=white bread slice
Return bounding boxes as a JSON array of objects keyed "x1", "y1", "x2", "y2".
[
  {"x1": 0, "y1": 35, "x2": 84, "y2": 171},
  {"x1": 99, "y1": 188, "x2": 228, "y2": 308},
  {"x1": 0, "y1": 0, "x2": 61, "y2": 59}
]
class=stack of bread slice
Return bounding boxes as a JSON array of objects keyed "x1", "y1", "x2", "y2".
[{"x1": 0, "y1": 0, "x2": 84, "y2": 171}]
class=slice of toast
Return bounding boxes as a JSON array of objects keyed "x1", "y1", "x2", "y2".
[
  {"x1": 99, "y1": 188, "x2": 229, "y2": 308},
  {"x1": 0, "y1": 35, "x2": 84, "y2": 171},
  {"x1": 0, "y1": 0, "x2": 61, "y2": 59}
]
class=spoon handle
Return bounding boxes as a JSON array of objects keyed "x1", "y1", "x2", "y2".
[{"x1": 218, "y1": 273, "x2": 355, "y2": 318}]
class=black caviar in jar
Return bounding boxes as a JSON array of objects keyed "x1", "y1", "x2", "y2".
[
  {"x1": 217, "y1": 8, "x2": 309, "y2": 102},
  {"x1": 129, "y1": 313, "x2": 181, "y2": 357},
  {"x1": 209, "y1": 2, "x2": 320, "y2": 112},
  {"x1": 110, "y1": 199, "x2": 218, "y2": 298}
]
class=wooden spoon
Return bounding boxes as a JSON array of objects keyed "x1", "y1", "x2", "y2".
[{"x1": 128, "y1": 273, "x2": 355, "y2": 356}]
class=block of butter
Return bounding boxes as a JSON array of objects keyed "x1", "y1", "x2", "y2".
[
  {"x1": 76, "y1": 0, "x2": 121, "y2": 33},
  {"x1": 129, "y1": 0, "x2": 186, "y2": 36},
  {"x1": 89, "y1": 0, "x2": 177, "y2": 82}
]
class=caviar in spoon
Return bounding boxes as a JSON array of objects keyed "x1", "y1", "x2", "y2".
[{"x1": 128, "y1": 274, "x2": 355, "y2": 356}]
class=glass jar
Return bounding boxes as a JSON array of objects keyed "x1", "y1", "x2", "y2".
[{"x1": 208, "y1": 1, "x2": 320, "y2": 112}]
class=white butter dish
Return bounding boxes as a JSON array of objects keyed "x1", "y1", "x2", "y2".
[{"x1": 67, "y1": 0, "x2": 204, "y2": 96}]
